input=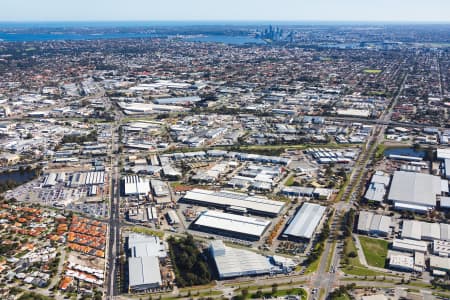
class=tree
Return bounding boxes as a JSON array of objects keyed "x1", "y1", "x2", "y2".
[
  {"x1": 271, "y1": 283, "x2": 278, "y2": 295},
  {"x1": 241, "y1": 288, "x2": 249, "y2": 299}
]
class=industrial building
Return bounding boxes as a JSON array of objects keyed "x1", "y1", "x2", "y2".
[
  {"x1": 182, "y1": 189, "x2": 285, "y2": 217},
  {"x1": 127, "y1": 234, "x2": 166, "y2": 292},
  {"x1": 392, "y1": 238, "x2": 428, "y2": 253},
  {"x1": 433, "y1": 240, "x2": 450, "y2": 257},
  {"x1": 209, "y1": 240, "x2": 276, "y2": 279},
  {"x1": 401, "y1": 220, "x2": 450, "y2": 241},
  {"x1": 70, "y1": 171, "x2": 105, "y2": 187},
  {"x1": 150, "y1": 180, "x2": 169, "y2": 197},
  {"x1": 357, "y1": 211, "x2": 392, "y2": 237},
  {"x1": 389, "y1": 254, "x2": 414, "y2": 272},
  {"x1": 123, "y1": 175, "x2": 150, "y2": 196},
  {"x1": 429, "y1": 255, "x2": 450, "y2": 274},
  {"x1": 190, "y1": 210, "x2": 271, "y2": 241},
  {"x1": 128, "y1": 256, "x2": 162, "y2": 291},
  {"x1": 388, "y1": 171, "x2": 442, "y2": 212},
  {"x1": 364, "y1": 171, "x2": 390, "y2": 203},
  {"x1": 282, "y1": 202, "x2": 326, "y2": 241}
]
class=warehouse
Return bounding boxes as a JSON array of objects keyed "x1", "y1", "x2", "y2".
[
  {"x1": 389, "y1": 254, "x2": 414, "y2": 272},
  {"x1": 357, "y1": 212, "x2": 392, "y2": 237},
  {"x1": 127, "y1": 234, "x2": 166, "y2": 292},
  {"x1": 392, "y1": 238, "x2": 428, "y2": 253},
  {"x1": 150, "y1": 180, "x2": 169, "y2": 197},
  {"x1": 190, "y1": 210, "x2": 271, "y2": 241},
  {"x1": 123, "y1": 175, "x2": 150, "y2": 196},
  {"x1": 401, "y1": 220, "x2": 443, "y2": 241},
  {"x1": 388, "y1": 171, "x2": 442, "y2": 212},
  {"x1": 282, "y1": 202, "x2": 326, "y2": 241},
  {"x1": 429, "y1": 255, "x2": 450, "y2": 274},
  {"x1": 182, "y1": 188, "x2": 285, "y2": 217},
  {"x1": 433, "y1": 240, "x2": 450, "y2": 257},
  {"x1": 43, "y1": 173, "x2": 57, "y2": 187},
  {"x1": 128, "y1": 256, "x2": 162, "y2": 291},
  {"x1": 209, "y1": 240, "x2": 276, "y2": 279}
]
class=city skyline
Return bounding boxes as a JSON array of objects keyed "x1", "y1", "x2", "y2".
[{"x1": 1, "y1": 0, "x2": 449, "y2": 23}]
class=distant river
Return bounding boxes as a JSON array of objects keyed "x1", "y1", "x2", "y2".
[
  {"x1": 0, "y1": 32, "x2": 264, "y2": 45},
  {"x1": 0, "y1": 169, "x2": 36, "y2": 185}
]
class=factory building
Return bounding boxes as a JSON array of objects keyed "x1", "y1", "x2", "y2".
[
  {"x1": 127, "y1": 234, "x2": 166, "y2": 292},
  {"x1": 181, "y1": 188, "x2": 285, "y2": 217},
  {"x1": 190, "y1": 210, "x2": 271, "y2": 241},
  {"x1": 392, "y1": 238, "x2": 428, "y2": 253},
  {"x1": 282, "y1": 202, "x2": 326, "y2": 241},
  {"x1": 389, "y1": 254, "x2": 414, "y2": 272},
  {"x1": 401, "y1": 220, "x2": 450, "y2": 241},
  {"x1": 388, "y1": 171, "x2": 442, "y2": 212},
  {"x1": 209, "y1": 240, "x2": 276, "y2": 279},
  {"x1": 357, "y1": 211, "x2": 392, "y2": 237},
  {"x1": 123, "y1": 175, "x2": 150, "y2": 196}
]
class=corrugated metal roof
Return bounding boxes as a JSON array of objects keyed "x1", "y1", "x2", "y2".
[
  {"x1": 283, "y1": 202, "x2": 326, "y2": 239},
  {"x1": 388, "y1": 171, "x2": 441, "y2": 207},
  {"x1": 184, "y1": 188, "x2": 284, "y2": 216},
  {"x1": 128, "y1": 256, "x2": 162, "y2": 288},
  {"x1": 193, "y1": 210, "x2": 270, "y2": 238}
]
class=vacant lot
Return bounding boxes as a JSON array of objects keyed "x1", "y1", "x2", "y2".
[{"x1": 359, "y1": 235, "x2": 388, "y2": 268}]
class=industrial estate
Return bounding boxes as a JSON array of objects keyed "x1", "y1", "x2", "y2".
[{"x1": 0, "y1": 21, "x2": 449, "y2": 300}]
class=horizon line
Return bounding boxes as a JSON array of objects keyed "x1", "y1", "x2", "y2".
[{"x1": 1, "y1": 19, "x2": 450, "y2": 25}]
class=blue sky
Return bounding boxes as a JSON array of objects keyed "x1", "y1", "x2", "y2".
[{"x1": 1, "y1": 0, "x2": 449, "y2": 22}]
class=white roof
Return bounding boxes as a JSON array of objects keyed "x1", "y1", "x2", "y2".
[
  {"x1": 388, "y1": 171, "x2": 441, "y2": 207},
  {"x1": 284, "y1": 202, "x2": 326, "y2": 239},
  {"x1": 128, "y1": 256, "x2": 162, "y2": 288},
  {"x1": 389, "y1": 254, "x2": 414, "y2": 270},
  {"x1": 128, "y1": 234, "x2": 166, "y2": 258},
  {"x1": 402, "y1": 220, "x2": 447, "y2": 241},
  {"x1": 437, "y1": 148, "x2": 450, "y2": 160},
  {"x1": 210, "y1": 240, "x2": 274, "y2": 278},
  {"x1": 184, "y1": 188, "x2": 284, "y2": 216},
  {"x1": 430, "y1": 255, "x2": 450, "y2": 271},
  {"x1": 193, "y1": 210, "x2": 270, "y2": 238},
  {"x1": 392, "y1": 238, "x2": 428, "y2": 253}
]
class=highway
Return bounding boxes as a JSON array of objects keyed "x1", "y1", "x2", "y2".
[
  {"x1": 308, "y1": 71, "x2": 409, "y2": 299},
  {"x1": 106, "y1": 116, "x2": 122, "y2": 299}
]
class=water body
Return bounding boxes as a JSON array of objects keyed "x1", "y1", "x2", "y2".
[
  {"x1": 0, "y1": 32, "x2": 263, "y2": 45},
  {"x1": 383, "y1": 147, "x2": 425, "y2": 158},
  {"x1": 0, "y1": 169, "x2": 36, "y2": 185},
  {"x1": 0, "y1": 32, "x2": 159, "y2": 42},
  {"x1": 184, "y1": 35, "x2": 265, "y2": 45}
]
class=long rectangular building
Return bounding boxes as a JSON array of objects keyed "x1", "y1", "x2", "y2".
[
  {"x1": 182, "y1": 188, "x2": 285, "y2": 217},
  {"x1": 357, "y1": 211, "x2": 391, "y2": 237},
  {"x1": 282, "y1": 202, "x2": 326, "y2": 241},
  {"x1": 190, "y1": 210, "x2": 271, "y2": 241}
]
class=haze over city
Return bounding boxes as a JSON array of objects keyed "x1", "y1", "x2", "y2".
[{"x1": 1, "y1": 0, "x2": 450, "y2": 23}]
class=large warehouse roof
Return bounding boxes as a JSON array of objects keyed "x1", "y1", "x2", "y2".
[
  {"x1": 183, "y1": 188, "x2": 285, "y2": 216},
  {"x1": 283, "y1": 202, "x2": 326, "y2": 240},
  {"x1": 123, "y1": 175, "x2": 150, "y2": 195},
  {"x1": 210, "y1": 240, "x2": 274, "y2": 279},
  {"x1": 128, "y1": 256, "x2": 162, "y2": 289},
  {"x1": 402, "y1": 220, "x2": 448, "y2": 241},
  {"x1": 388, "y1": 171, "x2": 441, "y2": 210},
  {"x1": 128, "y1": 234, "x2": 166, "y2": 258},
  {"x1": 357, "y1": 211, "x2": 391, "y2": 235},
  {"x1": 192, "y1": 210, "x2": 270, "y2": 238}
]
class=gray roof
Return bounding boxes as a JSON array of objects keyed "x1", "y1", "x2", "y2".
[
  {"x1": 283, "y1": 202, "x2": 326, "y2": 239},
  {"x1": 210, "y1": 240, "x2": 274, "y2": 278},
  {"x1": 128, "y1": 256, "x2": 162, "y2": 288},
  {"x1": 388, "y1": 171, "x2": 441, "y2": 207},
  {"x1": 193, "y1": 210, "x2": 270, "y2": 238},
  {"x1": 184, "y1": 188, "x2": 284, "y2": 216},
  {"x1": 128, "y1": 234, "x2": 166, "y2": 258}
]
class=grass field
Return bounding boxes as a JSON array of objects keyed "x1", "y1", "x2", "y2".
[
  {"x1": 128, "y1": 226, "x2": 164, "y2": 238},
  {"x1": 341, "y1": 237, "x2": 388, "y2": 277},
  {"x1": 284, "y1": 174, "x2": 295, "y2": 186},
  {"x1": 363, "y1": 69, "x2": 382, "y2": 74},
  {"x1": 358, "y1": 236, "x2": 388, "y2": 268}
]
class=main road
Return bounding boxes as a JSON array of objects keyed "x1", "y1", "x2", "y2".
[
  {"x1": 310, "y1": 71, "x2": 409, "y2": 299},
  {"x1": 106, "y1": 118, "x2": 122, "y2": 299}
]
